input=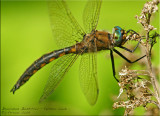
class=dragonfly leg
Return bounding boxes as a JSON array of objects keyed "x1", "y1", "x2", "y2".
[
  {"x1": 113, "y1": 48, "x2": 146, "y2": 63},
  {"x1": 127, "y1": 29, "x2": 139, "y2": 35},
  {"x1": 119, "y1": 39, "x2": 141, "y2": 53},
  {"x1": 127, "y1": 29, "x2": 146, "y2": 40},
  {"x1": 110, "y1": 50, "x2": 119, "y2": 82}
]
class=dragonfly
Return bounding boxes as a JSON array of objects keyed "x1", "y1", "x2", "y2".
[{"x1": 11, "y1": 0, "x2": 146, "y2": 105}]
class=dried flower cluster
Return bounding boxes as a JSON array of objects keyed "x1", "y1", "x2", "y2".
[
  {"x1": 135, "y1": 0, "x2": 159, "y2": 31},
  {"x1": 113, "y1": 0, "x2": 160, "y2": 115},
  {"x1": 113, "y1": 67, "x2": 159, "y2": 115},
  {"x1": 126, "y1": 32, "x2": 142, "y2": 41}
]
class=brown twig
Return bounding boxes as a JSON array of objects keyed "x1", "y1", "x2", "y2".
[
  {"x1": 113, "y1": 0, "x2": 160, "y2": 115},
  {"x1": 135, "y1": 0, "x2": 160, "y2": 107}
]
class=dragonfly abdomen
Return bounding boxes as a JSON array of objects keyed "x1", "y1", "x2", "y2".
[{"x1": 10, "y1": 46, "x2": 76, "y2": 94}]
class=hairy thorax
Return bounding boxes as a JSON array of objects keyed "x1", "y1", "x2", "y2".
[{"x1": 75, "y1": 30, "x2": 113, "y2": 53}]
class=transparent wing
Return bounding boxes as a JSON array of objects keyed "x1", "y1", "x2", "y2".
[
  {"x1": 79, "y1": 53, "x2": 98, "y2": 105},
  {"x1": 40, "y1": 54, "x2": 79, "y2": 102},
  {"x1": 83, "y1": 0, "x2": 102, "y2": 33},
  {"x1": 48, "y1": 0, "x2": 85, "y2": 48}
]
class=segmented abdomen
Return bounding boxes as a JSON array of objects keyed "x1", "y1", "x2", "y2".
[{"x1": 10, "y1": 46, "x2": 76, "y2": 94}]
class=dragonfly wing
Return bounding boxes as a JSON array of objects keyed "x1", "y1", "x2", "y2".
[
  {"x1": 83, "y1": 0, "x2": 102, "y2": 33},
  {"x1": 79, "y1": 53, "x2": 98, "y2": 105},
  {"x1": 40, "y1": 54, "x2": 79, "y2": 102},
  {"x1": 48, "y1": 1, "x2": 85, "y2": 48}
]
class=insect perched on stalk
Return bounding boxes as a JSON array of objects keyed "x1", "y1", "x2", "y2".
[{"x1": 11, "y1": 0, "x2": 146, "y2": 105}]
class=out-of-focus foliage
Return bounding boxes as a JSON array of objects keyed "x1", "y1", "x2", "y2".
[{"x1": 1, "y1": 0, "x2": 159, "y2": 115}]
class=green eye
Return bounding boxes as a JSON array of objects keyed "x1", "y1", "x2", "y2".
[
  {"x1": 114, "y1": 32, "x2": 119, "y2": 39},
  {"x1": 112, "y1": 26, "x2": 124, "y2": 46}
]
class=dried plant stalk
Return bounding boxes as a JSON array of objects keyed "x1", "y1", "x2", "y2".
[
  {"x1": 113, "y1": 0, "x2": 160, "y2": 115},
  {"x1": 135, "y1": 0, "x2": 160, "y2": 107}
]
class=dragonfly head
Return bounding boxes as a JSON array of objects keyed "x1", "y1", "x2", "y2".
[{"x1": 112, "y1": 26, "x2": 127, "y2": 46}]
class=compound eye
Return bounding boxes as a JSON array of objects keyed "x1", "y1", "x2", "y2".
[{"x1": 114, "y1": 31, "x2": 119, "y2": 39}]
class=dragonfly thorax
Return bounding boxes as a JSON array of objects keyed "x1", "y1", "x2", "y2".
[{"x1": 76, "y1": 30, "x2": 114, "y2": 53}]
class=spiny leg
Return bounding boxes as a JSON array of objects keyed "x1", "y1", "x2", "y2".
[
  {"x1": 113, "y1": 48, "x2": 146, "y2": 63},
  {"x1": 127, "y1": 29, "x2": 146, "y2": 39},
  {"x1": 127, "y1": 29, "x2": 139, "y2": 35},
  {"x1": 110, "y1": 50, "x2": 119, "y2": 82},
  {"x1": 119, "y1": 39, "x2": 141, "y2": 53},
  {"x1": 126, "y1": 29, "x2": 145, "y2": 41}
]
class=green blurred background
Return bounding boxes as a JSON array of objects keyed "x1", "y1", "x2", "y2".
[{"x1": 1, "y1": 0, "x2": 159, "y2": 115}]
